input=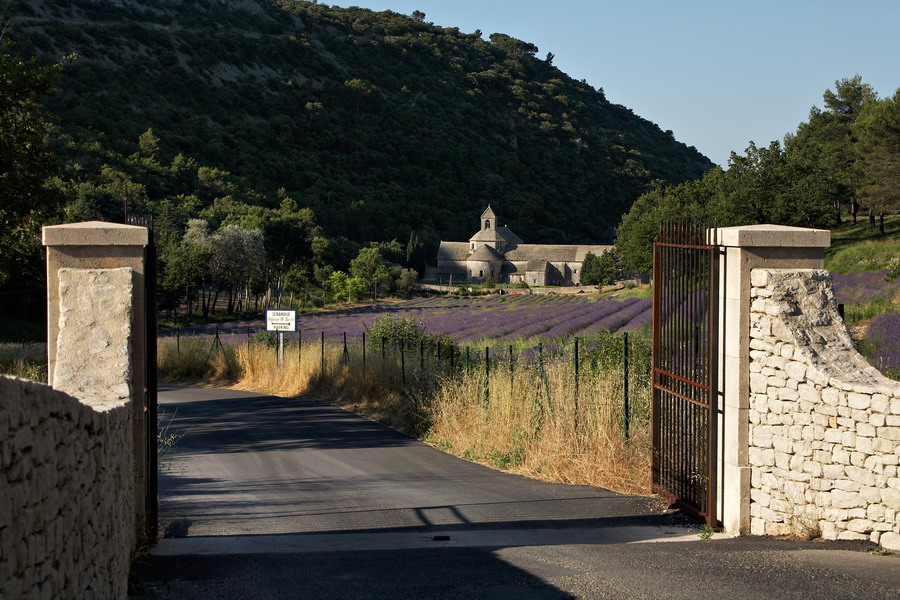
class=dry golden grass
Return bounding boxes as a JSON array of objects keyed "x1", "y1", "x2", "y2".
[
  {"x1": 425, "y1": 359, "x2": 651, "y2": 495},
  {"x1": 157, "y1": 337, "x2": 652, "y2": 496}
]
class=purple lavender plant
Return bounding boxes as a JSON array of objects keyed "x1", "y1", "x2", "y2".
[
  {"x1": 866, "y1": 311, "x2": 900, "y2": 379},
  {"x1": 833, "y1": 270, "x2": 900, "y2": 305}
]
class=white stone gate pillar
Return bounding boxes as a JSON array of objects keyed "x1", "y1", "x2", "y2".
[
  {"x1": 714, "y1": 225, "x2": 830, "y2": 535},
  {"x1": 42, "y1": 221, "x2": 151, "y2": 528}
]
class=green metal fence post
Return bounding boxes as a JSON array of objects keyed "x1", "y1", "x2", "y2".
[
  {"x1": 623, "y1": 331, "x2": 630, "y2": 441},
  {"x1": 483, "y1": 347, "x2": 490, "y2": 407},
  {"x1": 574, "y1": 336, "x2": 580, "y2": 430},
  {"x1": 400, "y1": 339, "x2": 406, "y2": 386},
  {"x1": 343, "y1": 331, "x2": 349, "y2": 363}
]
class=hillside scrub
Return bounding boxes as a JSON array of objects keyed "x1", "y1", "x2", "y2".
[{"x1": 8, "y1": 0, "x2": 710, "y2": 266}]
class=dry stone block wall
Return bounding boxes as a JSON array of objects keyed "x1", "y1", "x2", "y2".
[
  {"x1": 0, "y1": 377, "x2": 135, "y2": 599},
  {"x1": 1, "y1": 266, "x2": 137, "y2": 598},
  {"x1": 748, "y1": 268, "x2": 900, "y2": 549}
]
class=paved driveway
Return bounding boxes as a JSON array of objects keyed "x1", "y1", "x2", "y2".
[{"x1": 131, "y1": 386, "x2": 900, "y2": 599}]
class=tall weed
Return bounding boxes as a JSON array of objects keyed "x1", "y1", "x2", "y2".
[{"x1": 0, "y1": 343, "x2": 47, "y2": 383}]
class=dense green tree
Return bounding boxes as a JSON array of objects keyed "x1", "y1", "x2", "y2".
[
  {"x1": 209, "y1": 224, "x2": 266, "y2": 313},
  {"x1": 159, "y1": 240, "x2": 213, "y2": 321},
  {"x1": 283, "y1": 264, "x2": 315, "y2": 308},
  {"x1": 394, "y1": 267, "x2": 419, "y2": 297},
  {"x1": 853, "y1": 90, "x2": 900, "y2": 234},
  {"x1": 615, "y1": 180, "x2": 708, "y2": 274},
  {"x1": 325, "y1": 270, "x2": 350, "y2": 303},
  {"x1": 350, "y1": 246, "x2": 392, "y2": 300},
  {"x1": 489, "y1": 33, "x2": 538, "y2": 56},
  {"x1": 791, "y1": 76, "x2": 877, "y2": 224},
  {"x1": 580, "y1": 250, "x2": 617, "y2": 287},
  {"x1": 0, "y1": 0, "x2": 72, "y2": 284}
]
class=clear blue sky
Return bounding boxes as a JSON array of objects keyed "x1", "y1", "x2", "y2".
[{"x1": 329, "y1": 0, "x2": 899, "y2": 167}]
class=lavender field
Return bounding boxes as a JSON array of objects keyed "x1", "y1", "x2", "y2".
[
  {"x1": 171, "y1": 293, "x2": 653, "y2": 347},
  {"x1": 865, "y1": 311, "x2": 900, "y2": 379},
  {"x1": 832, "y1": 269, "x2": 900, "y2": 380},
  {"x1": 831, "y1": 269, "x2": 900, "y2": 305}
]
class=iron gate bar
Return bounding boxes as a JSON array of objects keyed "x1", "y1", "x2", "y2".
[
  {"x1": 127, "y1": 213, "x2": 158, "y2": 539},
  {"x1": 651, "y1": 221, "x2": 718, "y2": 527},
  {"x1": 653, "y1": 382, "x2": 710, "y2": 407},
  {"x1": 654, "y1": 368, "x2": 711, "y2": 391}
]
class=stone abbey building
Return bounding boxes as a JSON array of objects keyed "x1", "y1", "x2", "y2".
[{"x1": 436, "y1": 206, "x2": 613, "y2": 286}]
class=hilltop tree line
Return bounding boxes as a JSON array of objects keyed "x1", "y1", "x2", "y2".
[{"x1": 616, "y1": 76, "x2": 900, "y2": 274}]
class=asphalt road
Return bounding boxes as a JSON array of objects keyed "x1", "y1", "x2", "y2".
[{"x1": 131, "y1": 385, "x2": 900, "y2": 599}]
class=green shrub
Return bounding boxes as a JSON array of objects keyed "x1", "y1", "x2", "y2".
[
  {"x1": 252, "y1": 331, "x2": 277, "y2": 347},
  {"x1": 365, "y1": 315, "x2": 455, "y2": 354}
]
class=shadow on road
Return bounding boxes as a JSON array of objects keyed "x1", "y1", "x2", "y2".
[{"x1": 161, "y1": 391, "x2": 416, "y2": 454}]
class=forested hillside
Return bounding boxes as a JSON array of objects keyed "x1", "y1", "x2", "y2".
[
  {"x1": 13, "y1": 0, "x2": 710, "y2": 245},
  {"x1": 2, "y1": 0, "x2": 717, "y2": 325}
]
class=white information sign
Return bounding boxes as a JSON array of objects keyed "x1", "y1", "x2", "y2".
[{"x1": 265, "y1": 309, "x2": 297, "y2": 332}]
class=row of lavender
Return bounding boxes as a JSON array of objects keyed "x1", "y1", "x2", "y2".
[
  {"x1": 170, "y1": 293, "x2": 654, "y2": 347},
  {"x1": 167, "y1": 269, "x2": 896, "y2": 378},
  {"x1": 832, "y1": 269, "x2": 900, "y2": 379}
]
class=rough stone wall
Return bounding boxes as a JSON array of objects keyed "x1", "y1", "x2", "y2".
[
  {"x1": 1, "y1": 267, "x2": 137, "y2": 598},
  {"x1": 748, "y1": 268, "x2": 900, "y2": 549},
  {"x1": 0, "y1": 377, "x2": 135, "y2": 599}
]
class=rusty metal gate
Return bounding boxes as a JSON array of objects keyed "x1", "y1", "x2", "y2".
[
  {"x1": 652, "y1": 222, "x2": 719, "y2": 526},
  {"x1": 127, "y1": 213, "x2": 158, "y2": 538}
]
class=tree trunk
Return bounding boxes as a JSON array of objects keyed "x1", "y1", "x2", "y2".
[
  {"x1": 211, "y1": 289, "x2": 221, "y2": 316},
  {"x1": 879, "y1": 211, "x2": 885, "y2": 235},
  {"x1": 201, "y1": 287, "x2": 211, "y2": 318},
  {"x1": 850, "y1": 198, "x2": 858, "y2": 225}
]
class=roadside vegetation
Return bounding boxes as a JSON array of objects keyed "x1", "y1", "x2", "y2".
[
  {"x1": 0, "y1": 343, "x2": 46, "y2": 382},
  {"x1": 157, "y1": 315, "x2": 652, "y2": 495}
]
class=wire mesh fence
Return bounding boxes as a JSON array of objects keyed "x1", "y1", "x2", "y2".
[{"x1": 160, "y1": 325, "x2": 652, "y2": 440}]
